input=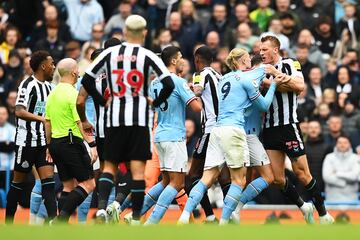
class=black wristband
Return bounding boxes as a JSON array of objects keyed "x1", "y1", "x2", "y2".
[{"x1": 88, "y1": 141, "x2": 96, "y2": 147}]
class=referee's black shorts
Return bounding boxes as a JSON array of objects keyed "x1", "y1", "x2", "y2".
[
  {"x1": 262, "y1": 123, "x2": 306, "y2": 159},
  {"x1": 104, "y1": 126, "x2": 151, "y2": 164},
  {"x1": 49, "y1": 136, "x2": 94, "y2": 182}
]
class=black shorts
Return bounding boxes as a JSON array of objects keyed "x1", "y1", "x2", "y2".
[
  {"x1": 103, "y1": 126, "x2": 151, "y2": 164},
  {"x1": 192, "y1": 133, "x2": 210, "y2": 161},
  {"x1": 14, "y1": 145, "x2": 52, "y2": 173},
  {"x1": 49, "y1": 137, "x2": 94, "y2": 182},
  {"x1": 262, "y1": 123, "x2": 306, "y2": 158},
  {"x1": 96, "y1": 137, "x2": 105, "y2": 162}
]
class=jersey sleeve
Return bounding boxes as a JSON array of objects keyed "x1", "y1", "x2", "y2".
[
  {"x1": 288, "y1": 58, "x2": 304, "y2": 78},
  {"x1": 146, "y1": 51, "x2": 171, "y2": 81},
  {"x1": 69, "y1": 89, "x2": 80, "y2": 123},
  {"x1": 178, "y1": 79, "x2": 196, "y2": 105},
  {"x1": 193, "y1": 72, "x2": 206, "y2": 89},
  {"x1": 15, "y1": 81, "x2": 33, "y2": 108},
  {"x1": 45, "y1": 95, "x2": 51, "y2": 120}
]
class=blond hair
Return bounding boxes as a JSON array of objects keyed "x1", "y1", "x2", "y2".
[{"x1": 225, "y1": 48, "x2": 248, "y2": 71}]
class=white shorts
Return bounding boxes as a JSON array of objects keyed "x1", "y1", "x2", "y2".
[
  {"x1": 204, "y1": 126, "x2": 250, "y2": 170},
  {"x1": 155, "y1": 141, "x2": 188, "y2": 173},
  {"x1": 247, "y1": 134, "x2": 270, "y2": 167}
]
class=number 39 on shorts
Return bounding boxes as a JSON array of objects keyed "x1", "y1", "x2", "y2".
[{"x1": 112, "y1": 69, "x2": 144, "y2": 97}]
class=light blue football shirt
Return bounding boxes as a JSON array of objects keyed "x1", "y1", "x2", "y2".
[
  {"x1": 217, "y1": 69, "x2": 263, "y2": 129},
  {"x1": 76, "y1": 78, "x2": 96, "y2": 127},
  {"x1": 150, "y1": 73, "x2": 196, "y2": 142},
  {"x1": 243, "y1": 65, "x2": 267, "y2": 136}
]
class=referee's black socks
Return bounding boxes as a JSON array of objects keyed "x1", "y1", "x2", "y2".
[
  {"x1": 281, "y1": 177, "x2": 304, "y2": 208},
  {"x1": 41, "y1": 177, "x2": 57, "y2": 219},
  {"x1": 5, "y1": 182, "x2": 25, "y2": 223},
  {"x1": 131, "y1": 180, "x2": 145, "y2": 220},
  {"x1": 305, "y1": 178, "x2": 327, "y2": 216},
  {"x1": 58, "y1": 186, "x2": 88, "y2": 222},
  {"x1": 98, "y1": 172, "x2": 114, "y2": 210}
]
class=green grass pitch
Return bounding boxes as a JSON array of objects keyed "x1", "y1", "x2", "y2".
[{"x1": 1, "y1": 224, "x2": 359, "y2": 240}]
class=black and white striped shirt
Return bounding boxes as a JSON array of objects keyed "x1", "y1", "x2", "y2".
[
  {"x1": 264, "y1": 58, "x2": 304, "y2": 128},
  {"x1": 83, "y1": 42, "x2": 171, "y2": 128},
  {"x1": 193, "y1": 67, "x2": 220, "y2": 133},
  {"x1": 94, "y1": 72, "x2": 107, "y2": 138},
  {"x1": 15, "y1": 76, "x2": 52, "y2": 147}
]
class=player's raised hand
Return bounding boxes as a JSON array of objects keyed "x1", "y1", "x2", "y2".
[
  {"x1": 265, "y1": 64, "x2": 281, "y2": 76},
  {"x1": 273, "y1": 73, "x2": 287, "y2": 85}
]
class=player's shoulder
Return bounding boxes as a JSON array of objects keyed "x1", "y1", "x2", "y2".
[
  {"x1": 281, "y1": 57, "x2": 302, "y2": 71},
  {"x1": 19, "y1": 75, "x2": 35, "y2": 88}
]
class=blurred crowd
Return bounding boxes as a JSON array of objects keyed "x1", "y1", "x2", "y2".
[{"x1": 0, "y1": 0, "x2": 360, "y2": 206}]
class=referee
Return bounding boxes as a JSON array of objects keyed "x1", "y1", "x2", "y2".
[
  {"x1": 45, "y1": 58, "x2": 97, "y2": 223},
  {"x1": 81, "y1": 15, "x2": 174, "y2": 224}
]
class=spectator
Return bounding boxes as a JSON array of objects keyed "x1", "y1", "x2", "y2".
[
  {"x1": 108, "y1": 27, "x2": 124, "y2": 42},
  {"x1": 31, "y1": 4, "x2": 71, "y2": 47},
  {"x1": 333, "y1": 66, "x2": 357, "y2": 95},
  {"x1": 5, "y1": 90, "x2": 16, "y2": 126},
  {"x1": 152, "y1": 29, "x2": 179, "y2": 53},
  {"x1": 34, "y1": 22, "x2": 65, "y2": 64},
  {"x1": 0, "y1": 5, "x2": 9, "y2": 34},
  {"x1": 169, "y1": 12, "x2": 192, "y2": 60},
  {"x1": 0, "y1": 62, "x2": 8, "y2": 104},
  {"x1": 313, "y1": 17, "x2": 338, "y2": 55},
  {"x1": 290, "y1": 29, "x2": 326, "y2": 73},
  {"x1": 64, "y1": 40, "x2": 81, "y2": 61},
  {"x1": 216, "y1": 47, "x2": 230, "y2": 75},
  {"x1": 64, "y1": 0, "x2": 104, "y2": 43},
  {"x1": 261, "y1": 18, "x2": 290, "y2": 52},
  {"x1": 314, "y1": 102, "x2": 331, "y2": 134},
  {"x1": 295, "y1": 44, "x2": 317, "y2": 83},
  {"x1": 81, "y1": 23, "x2": 105, "y2": 58},
  {"x1": 0, "y1": 26, "x2": 20, "y2": 64},
  {"x1": 22, "y1": 56, "x2": 32, "y2": 79},
  {"x1": 305, "y1": 120, "x2": 331, "y2": 193},
  {"x1": 279, "y1": 12, "x2": 300, "y2": 46},
  {"x1": 6, "y1": 0, "x2": 44, "y2": 39},
  {"x1": 231, "y1": 3, "x2": 260, "y2": 35},
  {"x1": 104, "y1": 1, "x2": 132, "y2": 36},
  {"x1": 205, "y1": 31, "x2": 220, "y2": 59},
  {"x1": 297, "y1": 84, "x2": 316, "y2": 121},
  {"x1": 249, "y1": 0, "x2": 274, "y2": 32},
  {"x1": 178, "y1": 0, "x2": 203, "y2": 48},
  {"x1": 322, "y1": 135, "x2": 360, "y2": 202},
  {"x1": 295, "y1": 0, "x2": 323, "y2": 30},
  {"x1": 337, "y1": 3, "x2": 360, "y2": 43},
  {"x1": 0, "y1": 106, "x2": 15, "y2": 193},
  {"x1": 307, "y1": 66, "x2": 325, "y2": 105},
  {"x1": 205, "y1": 3, "x2": 235, "y2": 49},
  {"x1": 235, "y1": 23, "x2": 258, "y2": 53},
  {"x1": 273, "y1": 0, "x2": 301, "y2": 27},
  {"x1": 342, "y1": 99, "x2": 360, "y2": 147},
  {"x1": 324, "y1": 115, "x2": 343, "y2": 148},
  {"x1": 78, "y1": 45, "x2": 96, "y2": 77},
  {"x1": 5, "y1": 50, "x2": 23, "y2": 89},
  {"x1": 333, "y1": 29, "x2": 358, "y2": 61}
]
